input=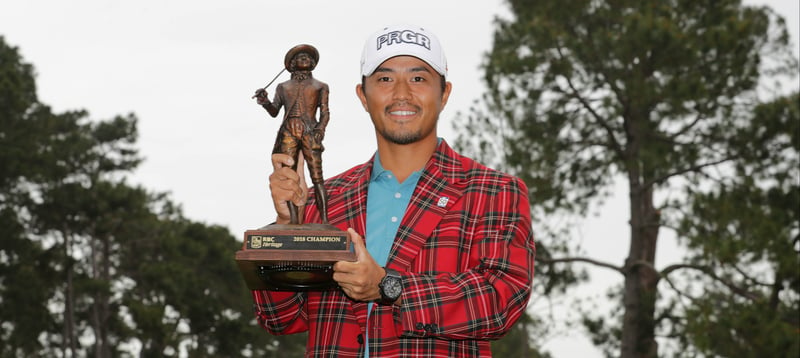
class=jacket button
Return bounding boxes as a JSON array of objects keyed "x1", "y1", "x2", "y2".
[{"x1": 415, "y1": 322, "x2": 425, "y2": 330}]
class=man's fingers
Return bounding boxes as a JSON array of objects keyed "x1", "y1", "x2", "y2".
[
  {"x1": 271, "y1": 153, "x2": 295, "y2": 171},
  {"x1": 269, "y1": 168, "x2": 299, "y2": 191},
  {"x1": 269, "y1": 171, "x2": 305, "y2": 203},
  {"x1": 269, "y1": 153, "x2": 308, "y2": 208},
  {"x1": 333, "y1": 228, "x2": 386, "y2": 301},
  {"x1": 267, "y1": 153, "x2": 309, "y2": 223},
  {"x1": 293, "y1": 186, "x2": 308, "y2": 206}
]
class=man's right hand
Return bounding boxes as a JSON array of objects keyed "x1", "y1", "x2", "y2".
[
  {"x1": 252, "y1": 88, "x2": 270, "y2": 105},
  {"x1": 268, "y1": 153, "x2": 308, "y2": 224}
]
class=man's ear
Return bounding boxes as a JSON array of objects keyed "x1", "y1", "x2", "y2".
[
  {"x1": 355, "y1": 83, "x2": 369, "y2": 111},
  {"x1": 440, "y1": 81, "x2": 453, "y2": 110}
]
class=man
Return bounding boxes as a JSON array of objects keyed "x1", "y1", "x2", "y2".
[
  {"x1": 253, "y1": 44, "x2": 330, "y2": 223},
  {"x1": 252, "y1": 25, "x2": 535, "y2": 357}
]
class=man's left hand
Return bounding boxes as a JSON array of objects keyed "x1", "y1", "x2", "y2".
[{"x1": 333, "y1": 228, "x2": 384, "y2": 302}]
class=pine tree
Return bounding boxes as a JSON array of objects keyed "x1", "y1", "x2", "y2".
[{"x1": 454, "y1": 1, "x2": 798, "y2": 356}]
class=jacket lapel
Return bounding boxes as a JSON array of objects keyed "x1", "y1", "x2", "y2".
[{"x1": 386, "y1": 141, "x2": 466, "y2": 270}]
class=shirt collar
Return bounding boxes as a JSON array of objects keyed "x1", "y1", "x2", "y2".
[
  {"x1": 370, "y1": 151, "x2": 390, "y2": 182},
  {"x1": 370, "y1": 150, "x2": 428, "y2": 185},
  {"x1": 370, "y1": 138, "x2": 444, "y2": 182}
]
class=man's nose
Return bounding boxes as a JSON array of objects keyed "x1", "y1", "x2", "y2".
[{"x1": 392, "y1": 80, "x2": 411, "y2": 101}]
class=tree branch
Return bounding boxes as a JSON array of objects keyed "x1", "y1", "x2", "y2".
[
  {"x1": 732, "y1": 264, "x2": 774, "y2": 288},
  {"x1": 660, "y1": 263, "x2": 762, "y2": 301},
  {"x1": 554, "y1": 45, "x2": 626, "y2": 161},
  {"x1": 643, "y1": 156, "x2": 734, "y2": 189},
  {"x1": 539, "y1": 256, "x2": 625, "y2": 275},
  {"x1": 668, "y1": 112, "x2": 707, "y2": 141},
  {"x1": 660, "y1": 272, "x2": 700, "y2": 305}
]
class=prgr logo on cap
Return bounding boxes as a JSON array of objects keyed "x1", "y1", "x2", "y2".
[
  {"x1": 376, "y1": 30, "x2": 431, "y2": 51},
  {"x1": 361, "y1": 24, "x2": 447, "y2": 77}
]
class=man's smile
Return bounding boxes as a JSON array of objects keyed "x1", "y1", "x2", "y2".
[{"x1": 387, "y1": 104, "x2": 420, "y2": 119}]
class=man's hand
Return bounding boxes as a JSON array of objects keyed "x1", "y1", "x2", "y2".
[
  {"x1": 252, "y1": 88, "x2": 270, "y2": 105},
  {"x1": 268, "y1": 153, "x2": 307, "y2": 224},
  {"x1": 333, "y1": 228, "x2": 386, "y2": 302}
]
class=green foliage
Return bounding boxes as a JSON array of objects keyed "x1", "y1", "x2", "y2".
[
  {"x1": 492, "y1": 311, "x2": 551, "y2": 357},
  {"x1": 580, "y1": 286, "x2": 625, "y2": 357},
  {"x1": 0, "y1": 36, "x2": 39, "y2": 191},
  {"x1": 453, "y1": 0, "x2": 798, "y2": 356},
  {"x1": 0, "y1": 208, "x2": 59, "y2": 356},
  {"x1": 0, "y1": 35, "x2": 61, "y2": 357},
  {"x1": 665, "y1": 93, "x2": 800, "y2": 358},
  {"x1": 120, "y1": 216, "x2": 270, "y2": 357},
  {"x1": 683, "y1": 294, "x2": 798, "y2": 358},
  {"x1": 0, "y1": 35, "x2": 303, "y2": 357},
  {"x1": 460, "y1": 0, "x2": 796, "y2": 217}
]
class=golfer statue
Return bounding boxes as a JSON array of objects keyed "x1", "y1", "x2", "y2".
[{"x1": 252, "y1": 44, "x2": 330, "y2": 224}]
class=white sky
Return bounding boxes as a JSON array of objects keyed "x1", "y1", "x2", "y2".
[{"x1": 1, "y1": 1, "x2": 797, "y2": 357}]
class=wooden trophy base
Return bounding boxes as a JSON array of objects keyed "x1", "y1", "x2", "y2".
[{"x1": 235, "y1": 223, "x2": 355, "y2": 291}]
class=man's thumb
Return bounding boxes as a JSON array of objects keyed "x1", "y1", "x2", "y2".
[{"x1": 348, "y1": 228, "x2": 366, "y2": 260}]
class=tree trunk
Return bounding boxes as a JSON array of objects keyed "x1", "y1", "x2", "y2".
[
  {"x1": 621, "y1": 178, "x2": 660, "y2": 358},
  {"x1": 99, "y1": 235, "x2": 112, "y2": 358},
  {"x1": 64, "y1": 231, "x2": 78, "y2": 357},
  {"x1": 90, "y1": 231, "x2": 113, "y2": 358},
  {"x1": 90, "y1": 234, "x2": 101, "y2": 358}
]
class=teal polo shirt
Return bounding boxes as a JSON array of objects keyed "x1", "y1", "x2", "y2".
[{"x1": 364, "y1": 151, "x2": 422, "y2": 357}]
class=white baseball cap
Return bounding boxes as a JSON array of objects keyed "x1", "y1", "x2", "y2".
[{"x1": 360, "y1": 24, "x2": 448, "y2": 78}]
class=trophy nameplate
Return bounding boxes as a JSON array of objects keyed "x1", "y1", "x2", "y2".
[{"x1": 235, "y1": 223, "x2": 355, "y2": 290}]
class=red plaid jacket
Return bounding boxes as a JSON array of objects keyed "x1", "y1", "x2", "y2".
[{"x1": 252, "y1": 140, "x2": 535, "y2": 357}]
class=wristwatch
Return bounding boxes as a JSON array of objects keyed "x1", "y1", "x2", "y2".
[{"x1": 378, "y1": 267, "x2": 402, "y2": 304}]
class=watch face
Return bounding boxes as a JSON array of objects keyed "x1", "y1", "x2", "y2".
[{"x1": 384, "y1": 277, "x2": 402, "y2": 299}]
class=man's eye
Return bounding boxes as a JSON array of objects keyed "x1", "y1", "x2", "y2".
[
  {"x1": 411, "y1": 76, "x2": 425, "y2": 82},
  {"x1": 377, "y1": 76, "x2": 391, "y2": 82}
]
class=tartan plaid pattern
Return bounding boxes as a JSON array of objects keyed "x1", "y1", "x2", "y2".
[{"x1": 252, "y1": 140, "x2": 535, "y2": 357}]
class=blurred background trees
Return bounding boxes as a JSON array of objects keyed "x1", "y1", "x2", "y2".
[
  {"x1": 0, "y1": 36, "x2": 305, "y2": 357},
  {"x1": 457, "y1": 0, "x2": 798, "y2": 357}
]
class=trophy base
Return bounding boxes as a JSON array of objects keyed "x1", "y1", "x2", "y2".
[{"x1": 236, "y1": 223, "x2": 355, "y2": 291}]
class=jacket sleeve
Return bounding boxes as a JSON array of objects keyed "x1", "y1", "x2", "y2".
[
  {"x1": 251, "y1": 195, "x2": 324, "y2": 336},
  {"x1": 388, "y1": 176, "x2": 535, "y2": 340},
  {"x1": 252, "y1": 290, "x2": 309, "y2": 335}
]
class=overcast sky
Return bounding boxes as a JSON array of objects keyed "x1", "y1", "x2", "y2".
[{"x1": 1, "y1": 1, "x2": 797, "y2": 357}]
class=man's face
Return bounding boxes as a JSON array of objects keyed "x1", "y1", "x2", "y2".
[{"x1": 356, "y1": 56, "x2": 451, "y2": 145}]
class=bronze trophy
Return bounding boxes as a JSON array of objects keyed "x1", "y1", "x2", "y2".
[{"x1": 236, "y1": 44, "x2": 355, "y2": 290}]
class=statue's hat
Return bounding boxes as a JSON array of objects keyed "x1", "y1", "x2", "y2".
[{"x1": 284, "y1": 44, "x2": 319, "y2": 71}]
